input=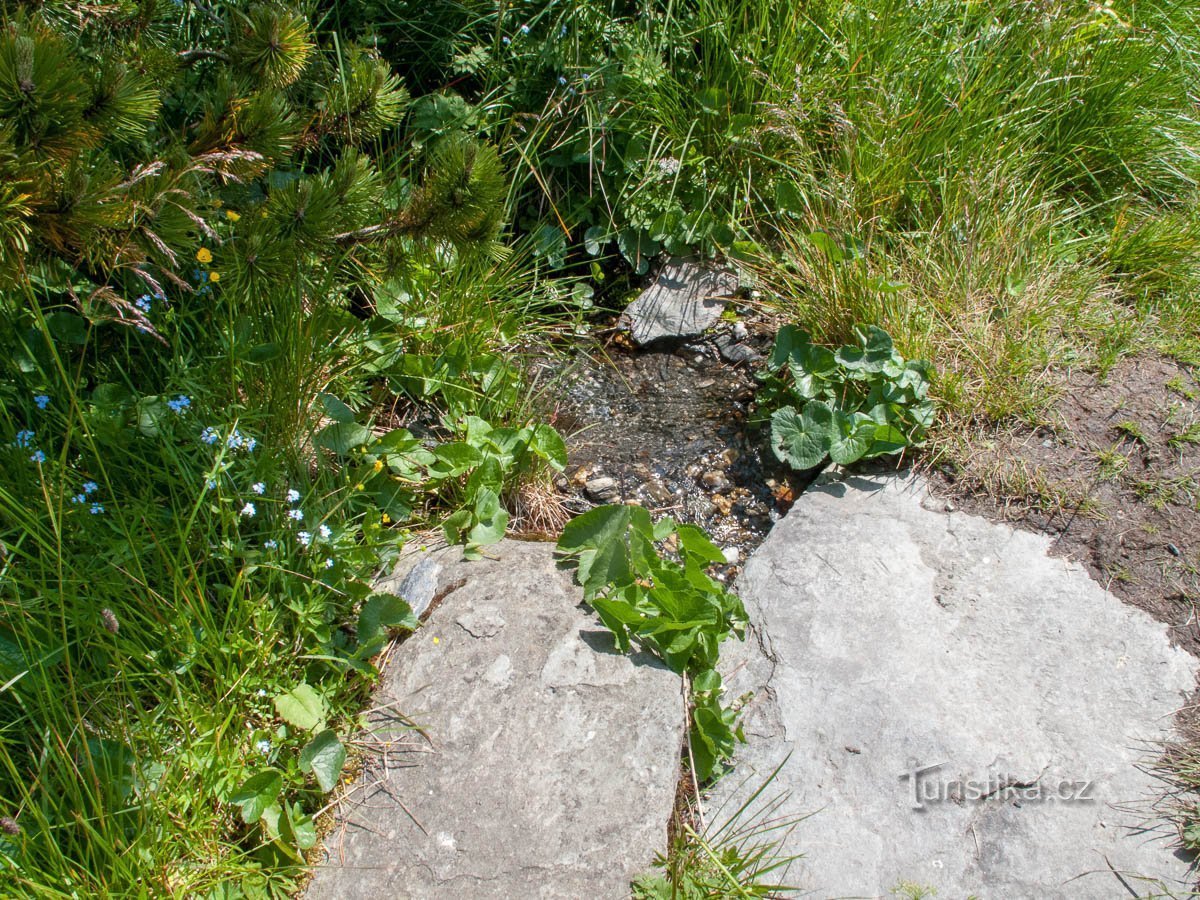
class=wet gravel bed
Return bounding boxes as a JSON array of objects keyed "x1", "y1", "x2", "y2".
[{"x1": 549, "y1": 325, "x2": 812, "y2": 576}]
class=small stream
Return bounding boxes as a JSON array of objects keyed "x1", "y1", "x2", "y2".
[{"x1": 547, "y1": 326, "x2": 810, "y2": 575}]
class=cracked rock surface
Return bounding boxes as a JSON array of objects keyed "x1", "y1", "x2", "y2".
[
  {"x1": 619, "y1": 256, "x2": 738, "y2": 345},
  {"x1": 306, "y1": 539, "x2": 684, "y2": 900},
  {"x1": 709, "y1": 472, "x2": 1198, "y2": 898}
]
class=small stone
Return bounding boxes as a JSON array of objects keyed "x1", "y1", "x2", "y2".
[
  {"x1": 712, "y1": 495, "x2": 734, "y2": 516},
  {"x1": 722, "y1": 546, "x2": 741, "y2": 565},
  {"x1": 720, "y1": 449, "x2": 739, "y2": 466},
  {"x1": 732, "y1": 321, "x2": 749, "y2": 341},
  {"x1": 700, "y1": 470, "x2": 731, "y2": 492},
  {"x1": 643, "y1": 479, "x2": 675, "y2": 506},
  {"x1": 584, "y1": 475, "x2": 621, "y2": 503},
  {"x1": 713, "y1": 333, "x2": 763, "y2": 365}
]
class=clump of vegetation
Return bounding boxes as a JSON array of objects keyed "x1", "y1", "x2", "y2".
[
  {"x1": 633, "y1": 758, "x2": 803, "y2": 899},
  {"x1": 757, "y1": 324, "x2": 934, "y2": 471},
  {"x1": 4, "y1": 0, "x2": 1200, "y2": 892},
  {"x1": 556, "y1": 504, "x2": 747, "y2": 781}
]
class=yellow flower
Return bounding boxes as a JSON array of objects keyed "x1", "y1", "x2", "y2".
[
  {"x1": 372, "y1": 458, "x2": 383, "y2": 473},
  {"x1": 196, "y1": 247, "x2": 213, "y2": 264},
  {"x1": 381, "y1": 513, "x2": 391, "y2": 524},
  {"x1": 208, "y1": 271, "x2": 220, "y2": 283},
  {"x1": 225, "y1": 210, "x2": 241, "y2": 222}
]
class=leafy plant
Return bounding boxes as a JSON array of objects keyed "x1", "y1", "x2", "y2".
[
  {"x1": 758, "y1": 325, "x2": 934, "y2": 471},
  {"x1": 556, "y1": 504, "x2": 746, "y2": 780}
]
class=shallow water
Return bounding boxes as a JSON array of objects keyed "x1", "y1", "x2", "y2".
[{"x1": 550, "y1": 333, "x2": 808, "y2": 572}]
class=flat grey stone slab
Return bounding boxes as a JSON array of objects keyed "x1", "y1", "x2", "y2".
[
  {"x1": 307, "y1": 539, "x2": 684, "y2": 899},
  {"x1": 621, "y1": 257, "x2": 738, "y2": 345},
  {"x1": 710, "y1": 473, "x2": 1197, "y2": 898}
]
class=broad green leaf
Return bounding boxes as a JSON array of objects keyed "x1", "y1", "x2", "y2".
[
  {"x1": 557, "y1": 504, "x2": 640, "y2": 597},
  {"x1": 299, "y1": 731, "x2": 347, "y2": 792},
  {"x1": 277, "y1": 801, "x2": 317, "y2": 852},
  {"x1": 231, "y1": 770, "x2": 283, "y2": 824},
  {"x1": 768, "y1": 324, "x2": 809, "y2": 371},
  {"x1": 358, "y1": 593, "x2": 418, "y2": 647},
  {"x1": 676, "y1": 525, "x2": 725, "y2": 565},
  {"x1": 315, "y1": 421, "x2": 373, "y2": 456},
  {"x1": 771, "y1": 403, "x2": 833, "y2": 470},
  {"x1": 372, "y1": 480, "x2": 414, "y2": 520},
  {"x1": 460, "y1": 415, "x2": 493, "y2": 445},
  {"x1": 692, "y1": 668, "x2": 722, "y2": 693},
  {"x1": 829, "y1": 410, "x2": 877, "y2": 465},
  {"x1": 467, "y1": 487, "x2": 508, "y2": 547},
  {"x1": 867, "y1": 422, "x2": 909, "y2": 457},
  {"x1": 835, "y1": 325, "x2": 895, "y2": 373},
  {"x1": 429, "y1": 442, "x2": 484, "y2": 477},
  {"x1": 806, "y1": 231, "x2": 844, "y2": 263},
  {"x1": 441, "y1": 508, "x2": 472, "y2": 545},
  {"x1": 273, "y1": 684, "x2": 327, "y2": 732},
  {"x1": 318, "y1": 393, "x2": 356, "y2": 424},
  {"x1": 583, "y1": 225, "x2": 608, "y2": 256},
  {"x1": 372, "y1": 427, "x2": 420, "y2": 454},
  {"x1": 774, "y1": 181, "x2": 805, "y2": 218},
  {"x1": 530, "y1": 424, "x2": 568, "y2": 470},
  {"x1": 464, "y1": 456, "x2": 504, "y2": 496}
]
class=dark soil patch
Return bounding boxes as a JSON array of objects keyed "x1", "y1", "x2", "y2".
[{"x1": 930, "y1": 354, "x2": 1200, "y2": 657}]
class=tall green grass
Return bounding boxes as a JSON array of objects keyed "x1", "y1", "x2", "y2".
[{"x1": 746, "y1": 0, "x2": 1200, "y2": 425}]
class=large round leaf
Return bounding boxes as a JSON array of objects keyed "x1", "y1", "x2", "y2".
[
  {"x1": 829, "y1": 409, "x2": 877, "y2": 465},
  {"x1": 771, "y1": 402, "x2": 834, "y2": 470}
]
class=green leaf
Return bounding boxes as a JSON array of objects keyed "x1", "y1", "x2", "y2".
[
  {"x1": 557, "y1": 504, "x2": 643, "y2": 597},
  {"x1": 299, "y1": 731, "x2": 346, "y2": 792},
  {"x1": 774, "y1": 181, "x2": 805, "y2": 218},
  {"x1": 358, "y1": 592, "x2": 418, "y2": 647},
  {"x1": 468, "y1": 487, "x2": 508, "y2": 547},
  {"x1": 692, "y1": 668, "x2": 722, "y2": 692},
  {"x1": 807, "y1": 231, "x2": 844, "y2": 263},
  {"x1": 429, "y1": 442, "x2": 484, "y2": 477},
  {"x1": 246, "y1": 342, "x2": 281, "y2": 363},
  {"x1": 829, "y1": 410, "x2": 877, "y2": 465},
  {"x1": 769, "y1": 324, "x2": 810, "y2": 371},
  {"x1": 770, "y1": 403, "x2": 833, "y2": 470},
  {"x1": 676, "y1": 525, "x2": 725, "y2": 565},
  {"x1": 315, "y1": 421, "x2": 373, "y2": 456},
  {"x1": 318, "y1": 393, "x2": 356, "y2": 424},
  {"x1": 135, "y1": 396, "x2": 168, "y2": 438},
  {"x1": 441, "y1": 508, "x2": 472, "y2": 545},
  {"x1": 273, "y1": 684, "x2": 327, "y2": 732},
  {"x1": 583, "y1": 225, "x2": 608, "y2": 256},
  {"x1": 835, "y1": 325, "x2": 895, "y2": 373},
  {"x1": 530, "y1": 424, "x2": 568, "y2": 470},
  {"x1": 287, "y1": 804, "x2": 318, "y2": 851},
  {"x1": 231, "y1": 770, "x2": 283, "y2": 824}
]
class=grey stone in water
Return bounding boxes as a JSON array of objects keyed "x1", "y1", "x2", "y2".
[
  {"x1": 621, "y1": 257, "x2": 738, "y2": 345},
  {"x1": 712, "y1": 332, "x2": 762, "y2": 366},
  {"x1": 584, "y1": 474, "x2": 621, "y2": 503},
  {"x1": 307, "y1": 540, "x2": 685, "y2": 900},
  {"x1": 709, "y1": 472, "x2": 1197, "y2": 899}
]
